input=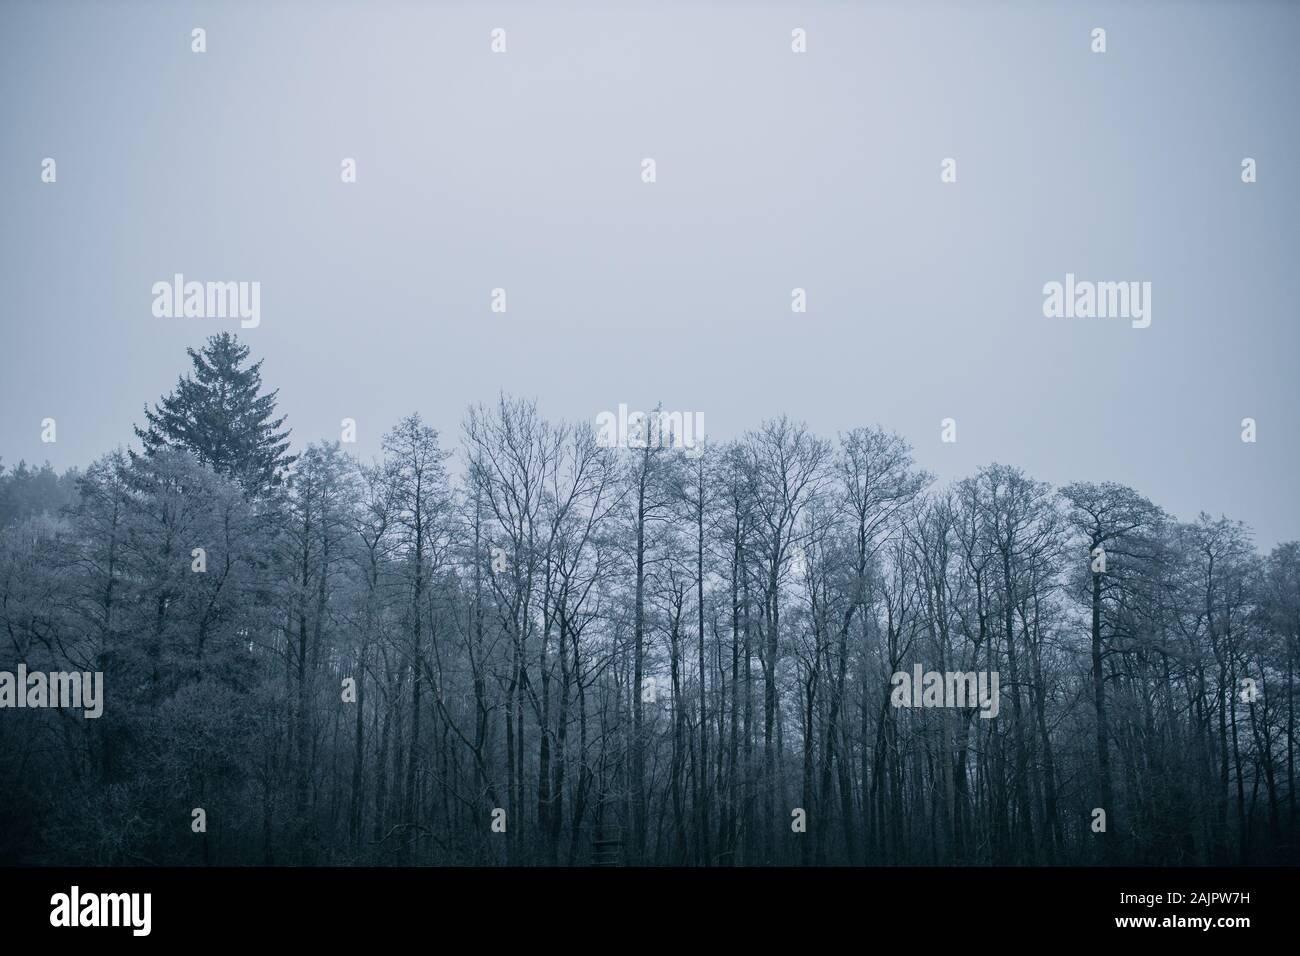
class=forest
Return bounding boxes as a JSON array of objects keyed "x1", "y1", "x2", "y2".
[{"x1": 0, "y1": 332, "x2": 1296, "y2": 867}]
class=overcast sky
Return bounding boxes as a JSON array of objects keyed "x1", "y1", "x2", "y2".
[{"x1": 2, "y1": 0, "x2": 1297, "y2": 545}]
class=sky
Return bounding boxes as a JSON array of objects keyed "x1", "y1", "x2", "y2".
[{"x1": 1, "y1": 0, "x2": 1297, "y2": 545}]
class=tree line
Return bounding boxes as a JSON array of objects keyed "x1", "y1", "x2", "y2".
[{"x1": 1, "y1": 332, "x2": 1296, "y2": 866}]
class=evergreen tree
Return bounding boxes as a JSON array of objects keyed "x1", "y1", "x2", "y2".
[
  {"x1": 0, "y1": 459, "x2": 81, "y2": 526},
  {"x1": 134, "y1": 333, "x2": 295, "y2": 494}
]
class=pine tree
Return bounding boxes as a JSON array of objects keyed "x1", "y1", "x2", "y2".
[{"x1": 134, "y1": 333, "x2": 295, "y2": 494}]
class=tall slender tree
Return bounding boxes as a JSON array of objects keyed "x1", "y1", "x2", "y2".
[{"x1": 134, "y1": 332, "x2": 295, "y2": 495}]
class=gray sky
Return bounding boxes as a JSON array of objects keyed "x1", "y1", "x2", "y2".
[{"x1": 2, "y1": 0, "x2": 1297, "y2": 545}]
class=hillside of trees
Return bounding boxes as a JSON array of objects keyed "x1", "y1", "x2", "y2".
[{"x1": 1, "y1": 332, "x2": 1296, "y2": 866}]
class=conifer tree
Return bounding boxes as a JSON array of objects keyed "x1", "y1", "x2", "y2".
[{"x1": 134, "y1": 333, "x2": 295, "y2": 494}]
